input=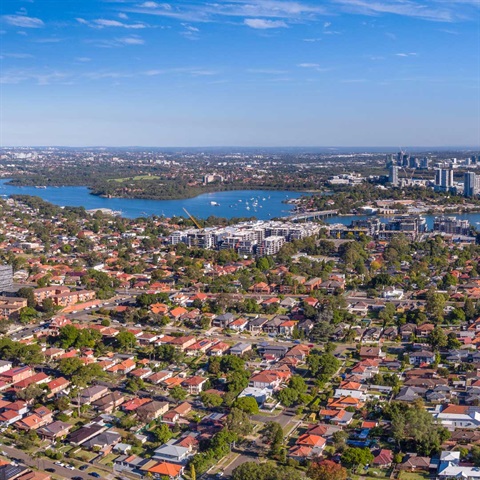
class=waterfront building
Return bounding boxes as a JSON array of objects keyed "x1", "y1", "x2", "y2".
[{"x1": 433, "y1": 216, "x2": 471, "y2": 236}]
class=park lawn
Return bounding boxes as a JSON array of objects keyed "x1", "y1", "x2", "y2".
[
  {"x1": 99, "y1": 452, "x2": 118, "y2": 465},
  {"x1": 352, "y1": 474, "x2": 390, "y2": 480},
  {"x1": 71, "y1": 449, "x2": 98, "y2": 462},
  {"x1": 398, "y1": 472, "x2": 431, "y2": 480},
  {"x1": 111, "y1": 175, "x2": 161, "y2": 183}
]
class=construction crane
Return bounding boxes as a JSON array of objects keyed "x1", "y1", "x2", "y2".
[{"x1": 183, "y1": 207, "x2": 203, "y2": 230}]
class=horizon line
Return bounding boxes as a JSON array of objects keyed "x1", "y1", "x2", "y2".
[{"x1": 2, "y1": 145, "x2": 480, "y2": 150}]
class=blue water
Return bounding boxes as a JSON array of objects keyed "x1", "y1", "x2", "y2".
[
  {"x1": 2, "y1": 178, "x2": 480, "y2": 228},
  {"x1": 0, "y1": 179, "x2": 302, "y2": 220}
]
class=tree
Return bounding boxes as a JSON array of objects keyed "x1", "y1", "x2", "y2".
[
  {"x1": 388, "y1": 401, "x2": 450, "y2": 455},
  {"x1": 116, "y1": 331, "x2": 137, "y2": 350},
  {"x1": 225, "y1": 408, "x2": 252, "y2": 436},
  {"x1": 379, "y1": 302, "x2": 396, "y2": 325},
  {"x1": 170, "y1": 385, "x2": 187, "y2": 402},
  {"x1": 231, "y1": 462, "x2": 303, "y2": 480},
  {"x1": 152, "y1": 423, "x2": 173, "y2": 444},
  {"x1": 471, "y1": 445, "x2": 480, "y2": 466},
  {"x1": 155, "y1": 344, "x2": 179, "y2": 363},
  {"x1": 427, "y1": 326, "x2": 448, "y2": 351},
  {"x1": 341, "y1": 447, "x2": 374, "y2": 471},
  {"x1": 307, "y1": 353, "x2": 340, "y2": 382},
  {"x1": 425, "y1": 288, "x2": 446, "y2": 322},
  {"x1": 71, "y1": 363, "x2": 106, "y2": 387},
  {"x1": 277, "y1": 387, "x2": 298, "y2": 407},
  {"x1": 288, "y1": 375, "x2": 307, "y2": 395},
  {"x1": 465, "y1": 297, "x2": 475, "y2": 320},
  {"x1": 233, "y1": 396, "x2": 259, "y2": 414},
  {"x1": 126, "y1": 377, "x2": 145, "y2": 393},
  {"x1": 17, "y1": 287, "x2": 36, "y2": 308},
  {"x1": 58, "y1": 357, "x2": 84, "y2": 376},
  {"x1": 332, "y1": 430, "x2": 348, "y2": 450},
  {"x1": 308, "y1": 460, "x2": 348, "y2": 480},
  {"x1": 200, "y1": 391, "x2": 223, "y2": 408},
  {"x1": 263, "y1": 422, "x2": 283, "y2": 458},
  {"x1": 190, "y1": 464, "x2": 196, "y2": 480},
  {"x1": 447, "y1": 332, "x2": 461, "y2": 349},
  {"x1": 17, "y1": 384, "x2": 44, "y2": 401},
  {"x1": 18, "y1": 307, "x2": 38, "y2": 324}
]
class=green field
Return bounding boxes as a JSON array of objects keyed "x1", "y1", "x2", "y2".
[{"x1": 111, "y1": 175, "x2": 161, "y2": 182}]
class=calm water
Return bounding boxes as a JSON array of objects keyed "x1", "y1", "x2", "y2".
[
  {"x1": 2, "y1": 178, "x2": 480, "y2": 228},
  {"x1": 0, "y1": 179, "x2": 302, "y2": 220}
]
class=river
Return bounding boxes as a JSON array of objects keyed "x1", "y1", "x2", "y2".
[
  {"x1": 0, "y1": 179, "x2": 302, "y2": 220},
  {"x1": 2, "y1": 179, "x2": 480, "y2": 228}
]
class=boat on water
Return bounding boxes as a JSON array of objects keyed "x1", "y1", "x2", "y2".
[
  {"x1": 35, "y1": 186, "x2": 47, "y2": 189},
  {"x1": 210, "y1": 201, "x2": 220, "y2": 206}
]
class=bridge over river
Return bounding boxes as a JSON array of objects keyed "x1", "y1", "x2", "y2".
[{"x1": 284, "y1": 209, "x2": 339, "y2": 222}]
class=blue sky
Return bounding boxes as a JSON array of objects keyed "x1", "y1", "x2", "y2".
[{"x1": 1, "y1": 0, "x2": 479, "y2": 147}]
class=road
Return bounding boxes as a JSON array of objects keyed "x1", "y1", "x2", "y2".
[
  {"x1": 0, "y1": 444, "x2": 122, "y2": 480},
  {"x1": 0, "y1": 444, "x2": 87, "y2": 479}
]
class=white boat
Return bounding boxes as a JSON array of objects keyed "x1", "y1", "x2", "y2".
[{"x1": 210, "y1": 201, "x2": 220, "y2": 206}]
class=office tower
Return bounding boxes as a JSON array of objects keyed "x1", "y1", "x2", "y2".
[
  {"x1": 385, "y1": 154, "x2": 394, "y2": 168},
  {"x1": 420, "y1": 157, "x2": 430, "y2": 169},
  {"x1": 389, "y1": 165, "x2": 399, "y2": 186},
  {"x1": 409, "y1": 156, "x2": 419, "y2": 169},
  {"x1": 435, "y1": 168, "x2": 453, "y2": 192},
  {"x1": 472, "y1": 156, "x2": 478, "y2": 165},
  {"x1": 0, "y1": 265, "x2": 13, "y2": 293},
  {"x1": 397, "y1": 151, "x2": 404, "y2": 165},
  {"x1": 464, "y1": 172, "x2": 476, "y2": 197},
  {"x1": 464, "y1": 172, "x2": 480, "y2": 198}
]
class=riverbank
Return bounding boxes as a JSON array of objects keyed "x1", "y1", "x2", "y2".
[
  {"x1": 0, "y1": 180, "x2": 304, "y2": 220},
  {"x1": 6, "y1": 177, "x2": 313, "y2": 202}
]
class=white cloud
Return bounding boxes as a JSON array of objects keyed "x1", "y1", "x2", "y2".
[
  {"x1": 247, "y1": 68, "x2": 289, "y2": 74},
  {"x1": 128, "y1": 1, "x2": 326, "y2": 24},
  {"x1": 297, "y1": 63, "x2": 331, "y2": 72},
  {"x1": 118, "y1": 13, "x2": 129, "y2": 19},
  {"x1": 116, "y1": 36, "x2": 145, "y2": 45},
  {"x1": 75, "y1": 57, "x2": 91, "y2": 62},
  {"x1": 332, "y1": 0, "x2": 469, "y2": 22},
  {"x1": 244, "y1": 18, "x2": 288, "y2": 29},
  {"x1": 2, "y1": 15, "x2": 44, "y2": 28},
  {"x1": 395, "y1": 52, "x2": 417, "y2": 56},
  {"x1": 139, "y1": 1, "x2": 167, "y2": 8},
  {"x1": 0, "y1": 53, "x2": 33, "y2": 59},
  {"x1": 94, "y1": 19, "x2": 146, "y2": 28},
  {"x1": 77, "y1": 18, "x2": 147, "y2": 29}
]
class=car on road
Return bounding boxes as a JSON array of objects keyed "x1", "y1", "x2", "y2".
[
  {"x1": 45, "y1": 468, "x2": 55, "y2": 473},
  {"x1": 72, "y1": 477, "x2": 83, "y2": 480},
  {"x1": 66, "y1": 464, "x2": 75, "y2": 470},
  {"x1": 89, "y1": 473, "x2": 101, "y2": 478},
  {"x1": 54, "y1": 462, "x2": 65, "y2": 467},
  {"x1": 79, "y1": 465, "x2": 88, "y2": 471}
]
